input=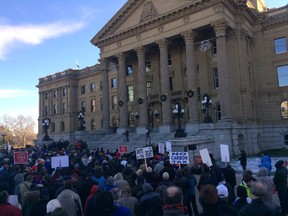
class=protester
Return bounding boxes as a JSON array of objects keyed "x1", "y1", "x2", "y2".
[
  {"x1": 216, "y1": 184, "x2": 239, "y2": 216},
  {"x1": 239, "y1": 181, "x2": 280, "y2": 216},
  {"x1": 162, "y1": 186, "x2": 187, "y2": 216},
  {"x1": 118, "y1": 186, "x2": 139, "y2": 216},
  {"x1": 0, "y1": 190, "x2": 22, "y2": 216},
  {"x1": 110, "y1": 187, "x2": 132, "y2": 216},
  {"x1": 233, "y1": 185, "x2": 252, "y2": 210},
  {"x1": 256, "y1": 167, "x2": 274, "y2": 201},
  {"x1": 239, "y1": 150, "x2": 247, "y2": 171}
]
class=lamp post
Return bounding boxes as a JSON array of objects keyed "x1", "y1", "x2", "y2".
[
  {"x1": 42, "y1": 118, "x2": 51, "y2": 141},
  {"x1": 201, "y1": 93, "x2": 212, "y2": 123},
  {"x1": 77, "y1": 111, "x2": 85, "y2": 131},
  {"x1": 173, "y1": 102, "x2": 187, "y2": 138}
]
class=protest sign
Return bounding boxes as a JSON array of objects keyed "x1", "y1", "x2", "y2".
[
  {"x1": 119, "y1": 145, "x2": 128, "y2": 153},
  {"x1": 169, "y1": 152, "x2": 189, "y2": 164},
  {"x1": 220, "y1": 144, "x2": 230, "y2": 162},
  {"x1": 14, "y1": 151, "x2": 28, "y2": 165},
  {"x1": 135, "y1": 146, "x2": 153, "y2": 160},
  {"x1": 51, "y1": 155, "x2": 69, "y2": 169},
  {"x1": 158, "y1": 143, "x2": 165, "y2": 154},
  {"x1": 199, "y1": 148, "x2": 213, "y2": 167},
  {"x1": 165, "y1": 141, "x2": 172, "y2": 152}
]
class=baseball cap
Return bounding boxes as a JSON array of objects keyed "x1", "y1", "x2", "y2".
[{"x1": 216, "y1": 184, "x2": 229, "y2": 198}]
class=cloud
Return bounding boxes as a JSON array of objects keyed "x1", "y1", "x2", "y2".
[
  {"x1": 0, "y1": 20, "x2": 86, "y2": 60},
  {"x1": 0, "y1": 89, "x2": 37, "y2": 98}
]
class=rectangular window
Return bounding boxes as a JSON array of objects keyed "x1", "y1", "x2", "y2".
[
  {"x1": 169, "y1": 77, "x2": 173, "y2": 91},
  {"x1": 100, "y1": 81, "x2": 103, "y2": 91},
  {"x1": 145, "y1": 61, "x2": 151, "y2": 72},
  {"x1": 44, "y1": 92, "x2": 48, "y2": 100},
  {"x1": 127, "y1": 85, "x2": 134, "y2": 102},
  {"x1": 91, "y1": 99, "x2": 96, "y2": 112},
  {"x1": 100, "y1": 97, "x2": 103, "y2": 111},
  {"x1": 127, "y1": 65, "x2": 133, "y2": 75},
  {"x1": 81, "y1": 101, "x2": 86, "y2": 112},
  {"x1": 53, "y1": 90, "x2": 57, "y2": 98},
  {"x1": 111, "y1": 78, "x2": 117, "y2": 88},
  {"x1": 146, "y1": 81, "x2": 152, "y2": 95},
  {"x1": 62, "y1": 102, "x2": 66, "y2": 114},
  {"x1": 213, "y1": 67, "x2": 219, "y2": 89},
  {"x1": 277, "y1": 65, "x2": 288, "y2": 87},
  {"x1": 168, "y1": 53, "x2": 172, "y2": 66},
  {"x1": 284, "y1": 134, "x2": 288, "y2": 145},
  {"x1": 81, "y1": 85, "x2": 85, "y2": 94},
  {"x1": 44, "y1": 106, "x2": 48, "y2": 116},
  {"x1": 53, "y1": 104, "x2": 57, "y2": 115},
  {"x1": 212, "y1": 40, "x2": 217, "y2": 55},
  {"x1": 90, "y1": 83, "x2": 95, "y2": 92},
  {"x1": 274, "y1": 37, "x2": 287, "y2": 54}
]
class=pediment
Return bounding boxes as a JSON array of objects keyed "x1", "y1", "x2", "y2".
[{"x1": 91, "y1": 0, "x2": 202, "y2": 46}]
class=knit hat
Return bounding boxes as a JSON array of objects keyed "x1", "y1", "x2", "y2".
[
  {"x1": 216, "y1": 184, "x2": 229, "y2": 198},
  {"x1": 143, "y1": 183, "x2": 153, "y2": 193},
  {"x1": 275, "y1": 160, "x2": 284, "y2": 168},
  {"x1": 46, "y1": 199, "x2": 62, "y2": 213},
  {"x1": 52, "y1": 207, "x2": 68, "y2": 216},
  {"x1": 162, "y1": 172, "x2": 169, "y2": 180}
]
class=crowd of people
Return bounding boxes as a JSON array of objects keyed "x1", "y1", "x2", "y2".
[{"x1": 0, "y1": 140, "x2": 287, "y2": 216}]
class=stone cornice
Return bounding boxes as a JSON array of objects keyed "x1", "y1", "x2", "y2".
[{"x1": 261, "y1": 5, "x2": 288, "y2": 30}]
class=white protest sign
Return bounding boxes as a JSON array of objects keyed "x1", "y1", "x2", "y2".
[
  {"x1": 135, "y1": 147, "x2": 154, "y2": 160},
  {"x1": 165, "y1": 141, "x2": 172, "y2": 152},
  {"x1": 220, "y1": 144, "x2": 230, "y2": 162},
  {"x1": 51, "y1": 155, "x2": 69, "y2": 169},
  {"x1": 199, "y1": 148, "x2": 213, "y2": 167},
  {"x1": 169, "y1": 152, "x2": 189, "y2": 164},
  {"x1": 158, "y1": 143, "x2": 165, "y2": 154}
]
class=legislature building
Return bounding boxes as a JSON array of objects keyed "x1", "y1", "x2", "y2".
[{"x1": 37, "y1": 0, "x2": 288, "y2": 156}]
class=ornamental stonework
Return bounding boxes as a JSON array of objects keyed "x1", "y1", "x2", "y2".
[{"x1": 140, "y1": 1, "x2": 159, "y2": 23}]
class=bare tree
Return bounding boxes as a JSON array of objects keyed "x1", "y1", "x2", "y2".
[{"x1": 0, "y1": 114, "x2": 36, "y2": 147}]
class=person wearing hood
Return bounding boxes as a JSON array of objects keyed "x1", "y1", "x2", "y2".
[
  {"x1": 273, "y1": 160, "x2": 288, "y2": 216},
  {"x1": 139, "y1": 183, "x2": 163, "y2": 216},
  {"x1": 162, "y1": 186, "x2": 188, "y2": 216},
  {"x1": 84, "y1": 184, "x2": 98, "y2": 216},
  {"x1": 13, "y1": 173, "x2": 24, "y2": 203},
  {"x1": 256, "y1": 167, "x2": 274, "y2": 201},
  {"x1": 118, "y1": 186, "x2": 139, "y2": 216},
  {"x1": 57, "y1": 180, "x2": 83, "y2": 216},
  {"x1": 104, "y1": 176, "x2": 117, "y2": 191}
]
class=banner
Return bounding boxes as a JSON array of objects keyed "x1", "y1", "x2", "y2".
[
  {"x1": 169, "y1": 152, "x2": 189, "y2": 164},
  {"x1": 118, "y1": 145, "x2": 128, "y2": 153},
  {"x1": 165, "y1": 141, "x2": 172, "y2": 152},
  {"x1": 14, "y1": 151, "x2": 28, "y2": 165},
  {"x1": 51, "y1": 155, "x2": 69, "y2": 169},
  {"x1": 135, "y1": 147, "x2": 153, "y2": 160},
  {"x1": 220, "y1": 144, "x2": 230, "y2": 162}
]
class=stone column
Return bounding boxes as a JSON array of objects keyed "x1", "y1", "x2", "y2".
[
  {"x1": 116, "y1": 52, "x2": 128, "y2": 129},
  {"x1": 135, "y1": 46, "x2": 148, "y2": 132},
  {"x1": 39, "y1": 92, "x2": 44, "y2": 117},
  {"x1": 182, "y1": 29, "x2": 199, "y2": 126},
  {"x1": 212, "y1": 19, "x2": 232, "y2": 121},
  {"x1": 100, "y1": 58, "x2": 110, "y2": 130},
  {"x1": 156, "y1": 38, "x2": 171, "y2": 132}
]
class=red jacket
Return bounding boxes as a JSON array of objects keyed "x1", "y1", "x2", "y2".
[{"x1": 0, "y1": 203, "x2": 22, "y2": 216}]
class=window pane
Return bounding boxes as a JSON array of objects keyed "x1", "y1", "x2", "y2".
[
  {"x1": 274, "y1": 37, "x2": 287, "y2": 54},
  {"x1": 277, "y1": 65, "x2": 288, "y2": 87}
]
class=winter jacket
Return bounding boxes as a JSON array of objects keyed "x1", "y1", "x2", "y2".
[
  {"x1": 57, "y1": 189, "x2": 83, "y2": 216},
  {"x1": 0, "y1": 203, "x2": 22, "y2": 216},
  {"x1": 163, "y1": 204, "x2": 187, "y2": 216},
  {"x1": 273, "y1": 166, "x2": 288, "y2": 192},
  {"x1": 139, "y1": 191, "x2": 163, "y2": 216},
  {"x1": 239, "y1": 198, "x2": 280, "y2": 216}
]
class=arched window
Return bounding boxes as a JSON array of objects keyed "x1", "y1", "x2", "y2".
[
  {"x1": 215, "y1": 103, "x2": 221, "y2": 121},
  {"x1": 60, "y1": 121, "x2": 65, "y2": 132},
  {"x1": 281, "y1": 101, "x2": 288, "y2": 119},
  {"x1": 51, "y1": 122, "x2": 55, "y2": 133},
  {"x1": 91, "y1": 119, "x2": 96, "y2": 130}
]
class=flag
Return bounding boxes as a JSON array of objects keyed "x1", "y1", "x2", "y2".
[{"x1": 76, "y1": 60, "x2": 80, "y2": 68}]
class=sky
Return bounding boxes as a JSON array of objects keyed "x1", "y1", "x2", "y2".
[{"x1": 0, "y1": 0, "x2": 286, "y2": 130}]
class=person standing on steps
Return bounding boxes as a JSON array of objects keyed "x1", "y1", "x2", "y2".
[
  {"x1": 145, "y1": 127, "x2": 151, "y2": 145},
  {"x1": 124, "y1": 129, "x2": 129, "y2": 142},
  {"x1": 239, "y1": 150, "x2": 247, "y2": 171}
]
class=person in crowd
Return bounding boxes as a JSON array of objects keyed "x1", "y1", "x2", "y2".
[
  {"x1": 19, "y1": 174, "x2": 33, "y2": 205},
  {"x1": 114, "y1": 172, "x2": 129, "y2": 190},
  {"x1": 233, "y1": 185, "x2": 252, "y2": 210},
  {"x1": 104, "y1": 176, "x2": 117, "y2": 191},
  {"x1": 239, "y1": 180, "x2": 280, "y2": 216},
  {"x1": 93, "y1": 191, "x2": 114, "y2": 216},
  {"x1": 110, "y1": 187, "x2": 132, "y2": 216},
  {"x1": 22, "y1": 189, "x2": 40, "y2": 216},
  {"x1": 13, "y1": 173, "x2": 24, "y2": 203},
  {"x1": 259, "y1": 153, "x2": 272, "y2": 175},
  {"x1": 46, "y1": 199, "x2": 62, "y2": 215},
  {"x1": 256, "y1": 167, "x2": 274, "y2": 201},
  {"x1": 239, "y1": 173, "x2": 254, "y2": 198},
  {"x1": 162, "y1": 186, "x2": 187, "y2": 216},
  {"x1": 51, "y1": 207, "x2": 69, "y2": 216},
  {"x1": 197, "y1": 164, "x2": 211, "y2": 192},
  {"x1": 118, "y1": 186, "x2": 139, "y2": 216},
  {"x1": 92, "y1": 167, "x2": 106, "y2": 191},
  {"x1": 84, "y1": 184, "x2": 98, "y2": 216},
  {"x1": 0, "y1": 190, "x2": 22, "y2": 216},
  {"x1": 159, "y1": 161, "x2": 176, "y2": 182},
  {"x1": 139, "y1": 183, "x2": 163, "y2": 216},
  {"x1": 154, "y1": 159, "x2": 164, "y2": 174},
  {"x1": 216, "y1": 184, "x2": 239, "y2": 216},
  {"x1": 30, "y1": 186, "x2": 50, "y2": 216},
  {"x1": 273, "y1": 160, "x2": 288, "y2": 216},
  {"x1": 57, "y1": 180, "x2": 83, "y2": 216},
  {"x1": 239, "y1": 150, "x2": 247, "y2": 171},
  {"x1": 222, "y1": 163, "x2": 237, "y2": 193},
  {"x1": 160, "y1": 172, "x2": 175, "y2": 187},
  {"x1": 199, "y1": 184, "x2": 223, "y2": 216}
]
